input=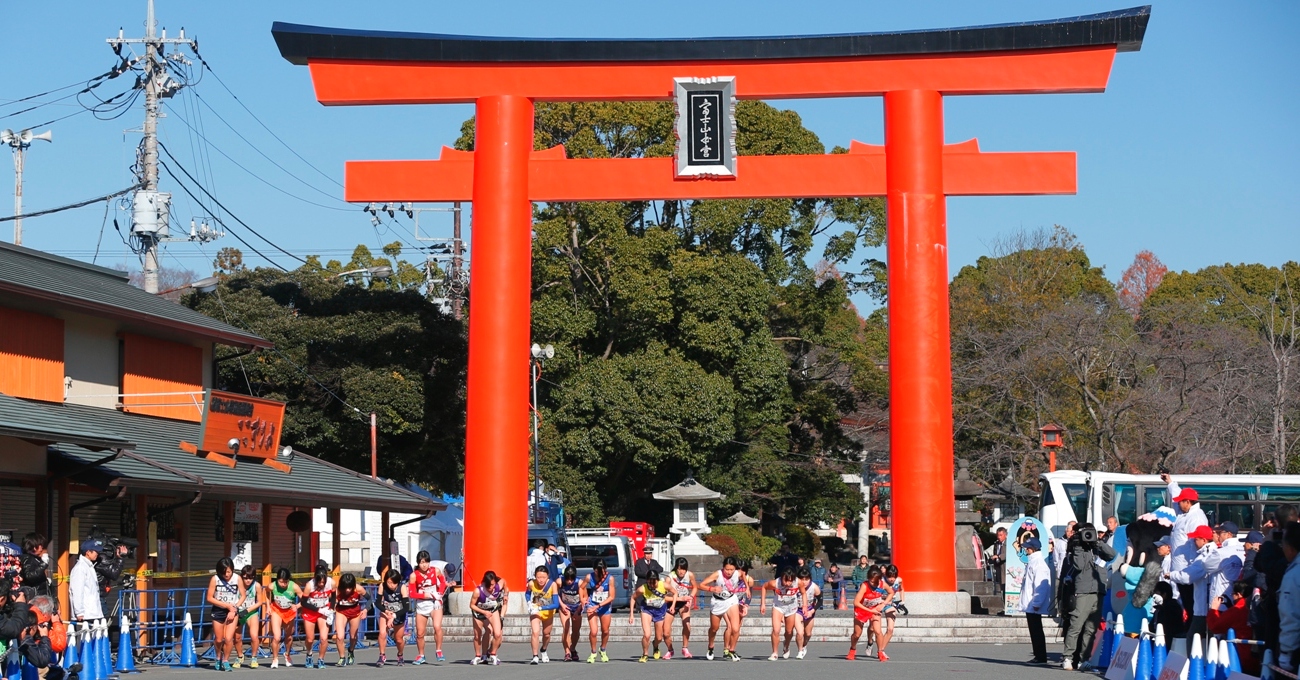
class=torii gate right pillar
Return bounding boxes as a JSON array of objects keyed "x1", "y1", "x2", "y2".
[{"x1": 885, "y1": 89, "x2": 957, "y2": 595}]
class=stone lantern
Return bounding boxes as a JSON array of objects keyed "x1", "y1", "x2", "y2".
[{"x1": 653, "y1": 474, "x2": 723, "y2": 556}]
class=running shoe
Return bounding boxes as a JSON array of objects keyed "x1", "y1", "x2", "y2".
[
  {"x1": 653, "y1": 648, "x2": 661, "y2": 660},
  {"x1": 214, "y1": 661, "x2": 224, "y2": 672},
  {"x1": 681, "y1": 648, "x2": 692, "y2": 659},
  {"x1": 412, "y1": 655, "x2": 426, "y2": 666},
  {"x1": 599, "y1": 650, "x2": 609, "y2": 663},
  {"x1": 638, "y1": 656, "x2": 648, "y2": 664},
  {"x1": 249, "y1": 658, "x2": 260, "y2": 669},
  {"x1": 470, "y1": 657, "x2": 482, "y2": 666},
  {"x1": 663, "y1": 650, "x2": 673, "y2": 660},
  {"x1": 231, "y1": 657, "x2": 243, "y2": 669},
  {"x1": 563, "y1": 652, "x2": 572, "y2": 662},
  {"x1": 530, "y1": 655, "x2": 540, "y2": 665},
  {"x1": 730, "y1": 650, "x2": 741, "y2": 662},
  {"x1": 303, "y1": 656, "x2": 313, "y2": 669},
  {"x1": 541, "y1": 651, "x2": 550, "y2": 663},
  {"x1": 877, "y1": 651, "x2": 889, "y2": 662},
  {"x1": 347, "y1": 652, "x2": 355, "y2": 666},
  {"x1": 490, "y1": 655, "x2": 501, "y2": 666},
  {"x1": 768, "y1": 654, "x2": 778, "y2": 661},
  {"x1": 396, "y1": 656, "x2": 404, "y2": 667},
  {"x1": 271, "y1": 658, "x2": 279, "y2": 670},
  {"x1": 284, "y1": 656, "x2": 293, "y2": 667},
  {"x1": 782, "y1": 647, "x2": 791, "y2": 659},
  {"x1": 706, "y1": 649, "x2": 714, "y2": 661},
  {"x1": 435, "y1": 650, "x2": 444, "y2": 662},
  {"x1": 316, "y1": 658, "x2": 327, "y2": 669},
  {"x1": 335, "y1": 657, "x2": 347, "y2": 667},
  {"x1": 586, "y1": 653, "x2": 597, "y2": 664},
  {"x1": 845, "y1": 649, "x2": 856, "y2": 661},
  {"x1": 377, "y1": 654, "x2": 386, "y2": 668},
  {"x1": 796, "y1": 648, "x2": 807, "y2": 660}
]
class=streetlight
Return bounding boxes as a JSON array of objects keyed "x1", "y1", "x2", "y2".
[
  {"x1": 332, "y1": 265, "x2": 393, "y2": 280},
  {"x1": 530, "y1": 343, "x2": 554, "y2": 519},
  {"x1": 156, "y1": 275, "x2": 220, "y2": 296},
  {"x1": 1040, "y1": 423, "x2": 1065, "y2": 472},
  {"x1": 2, "y1": 128, "x2": 53, "y2": 246}
]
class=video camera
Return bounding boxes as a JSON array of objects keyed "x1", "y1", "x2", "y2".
[
  {"x1": 1076, "y1": 525, "x2": 1098, "y2": 547},
  {"x1": 86, "y1": 526, "x2": 138, "y2": 590}
]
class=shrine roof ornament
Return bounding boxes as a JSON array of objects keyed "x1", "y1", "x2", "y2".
[{"x1": 272, "y1": 6, "x2": 1148, "y2": 65}]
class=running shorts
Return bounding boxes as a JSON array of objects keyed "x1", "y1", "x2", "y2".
[
  {"x1": 237, "y1": 609, "x2": 258, "y2": 626},
  {"x1": 414, "y1": 600, "x2": 440, "y2": 617},
  {"x1": 669, "y1": 600, "x2": 690, "y2": 616},
  {"x1": 336, "y1": 606, "x2": 363, "y2": 621},
  {"x1": 270, "y1": 605, "x2": 296, "y2": 625},
  {"x1": 854, "y1": 608, "x2": 875, "y2": 624},
  {"x1": 644, "y1": 605, "x2": 667, "y2": 623},
  {"x1": 711, "y1": 595, "x2": 739, "y2": 617}
]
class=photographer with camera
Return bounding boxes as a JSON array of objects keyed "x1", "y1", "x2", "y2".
[{"x1": 1057, "y1": 522, "x2": 1117, "y2": 670}]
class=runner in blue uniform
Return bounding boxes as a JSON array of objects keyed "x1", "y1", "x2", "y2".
[
  {"x1": 584, "y1": 562, "x2": 615, "y2": 663},
  {"x1": 557, "y1": 566, "x2": 585, "y2": 661}
]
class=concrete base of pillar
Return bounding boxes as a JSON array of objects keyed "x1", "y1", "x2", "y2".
[
  {"x1": 904, "y1": 591, "x2": 972, "y2": 615},
  {"x1": 448, "y1": 591, "x2": 528, "y2": 617}
]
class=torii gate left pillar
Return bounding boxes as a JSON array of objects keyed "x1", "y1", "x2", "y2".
[{"x1": 275, "y1": 6, "x2": 1147, "y2": 610}]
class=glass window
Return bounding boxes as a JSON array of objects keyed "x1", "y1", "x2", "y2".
[
  {"x1": 1041, "y1": 483, "x2": 1056, "y2": 514},
  {"x1": 1113, "y1": 484, "x2": 1138, "y2": 526},
  {"x1": 1209, "y1": 503, "x2": 1255, "y2": 530},
  {"x1": 1194, "y1": 486, "x2": 1254, "y2": 501},
  {"x1": 1261, "y1": 487, "x2": 1300, "y2": 502},
  {"x1": 1144, "y1": 487, "x2": 1168, "y2": 514},
  {"x1": 568, "y1": 544, "x2": 618, "y2": 569},
  {"x1": 1063, "y1": 484, "x2": 1090, "y2": 525},
  {"x1": 679, "y1": 502, "x2": 700, "y2": 523}
]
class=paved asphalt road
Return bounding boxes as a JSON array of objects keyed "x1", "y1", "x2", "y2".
[{"x1": 135, "y1": 642, "x2": 1062, "y2": 679}]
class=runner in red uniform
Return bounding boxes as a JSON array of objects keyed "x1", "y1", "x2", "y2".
[
  {"x1": 332, "y1": 573, "x2": 365, "y2": 666},
  {"x1": 408, "y1": 551, "x2": 449, "y2": 664},
  {"x1": 300, "y1": 563, "x2": 334, "y2": 669}
]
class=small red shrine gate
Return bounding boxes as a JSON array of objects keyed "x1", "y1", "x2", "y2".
[{"x1": 274, "y1": 6, "x2": 1148, "y2": 605}]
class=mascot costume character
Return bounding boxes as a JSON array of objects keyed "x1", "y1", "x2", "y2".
[{"x1": 1109, "y1": 506, "x2": 1176, "y2": 632}]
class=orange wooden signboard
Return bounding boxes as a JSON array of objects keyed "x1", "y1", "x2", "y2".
[{"x1": 198, "y1": 390, "x2": 286, "y2": 459}]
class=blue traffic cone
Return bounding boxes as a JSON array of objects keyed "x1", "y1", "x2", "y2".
[
  {"x1": 6, "y1": 656, "x2": 21, "y2": 680},
  {"x1": 21, "y1": 661, "x2": 37, "y2": 680},
  {"x1": 1153, "y1": 623, "x2": 1168, "y2": 674},
  {"x1": 1206, "y1": 635, "x2": 1220, "y2": 680},
  {"x1": 63, "y1": 623, "x2": 79, "y2": 671},
  {"x1": 92, "y1": 622, "x2": 107, "y2": 680},
  {"x1": 1105, "y1": 613, "x2": 1125, "y2": 670},
  {"x1": 1224, "y1": 630, "x2": 1242, "y2": 673},
  {"x1": 178, "y1": 613, "x2": 196, "y2": 668},
  {"x1": 80, "y1": 626, "x2": 98, "y2": 680},
  {"x1": 1261, "y1": 649, "x2": 1275, "y2": 680},
  {"x1": 97, "y1": 622, "x2": 111, "y2": 679},
  {"x1": 115, "y1": 616, "x2": 136, "y2": 673},
  {"x1": 1188, "y1": 633, "x2": 1205, "y2": 680},
  {"x1": 1137, "y1": 631, "x2": 1153, "y2": 680},
  {"x1": 1218, "y1": 638, "x2": 1233, "y2": 680}
]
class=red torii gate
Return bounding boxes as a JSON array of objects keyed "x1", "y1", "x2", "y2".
[{"x1": 274, "y1": 6, "x2": 1147, "y2": 606}]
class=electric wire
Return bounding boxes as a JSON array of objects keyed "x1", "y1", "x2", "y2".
[
  {"x1": 158, "y1": 142, "x2": 307, "y2": 264},
  {"x1": 159, "y1": 160, "x2": 289, "y2": 271},
  {"x1": 161, "y1": 103, "x2": 350, "y2": 211},
  {"x1": 0, "y1": 184, "x2": 140, "y2": 223},
  {"x1": 0, "y1": 77, "x2": 95, "y2": 108}
]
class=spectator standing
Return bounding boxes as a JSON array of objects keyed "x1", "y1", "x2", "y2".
[
  {"x1": 527, "y1": 541, "x2": 548, "y2": 580},
  {"x1": 851, "y1": 556, "x2": 871, "y2": 593},
  {"x1": 1058, "y1": 523, "x2": 1117, "y2": 670},
  {"x1": 987, "y1": 527, "x2": 1008, "y2": 592},
  {"x1": 629, "y1": 552, "x2": 663, "y2": 624},
  {"x1": 1019, "y1": 537, "x2": 1052, "y2": 665},
  {"x1": 1256, "y1": 505, "x2": 1299, "y2": 656},
  {"x1": 1273, "y1": 522, "x2": 1300, "y2": 673},
  {"x1": 1209, "y1": 581, "x2": 1259, "y2": 675},
  {"x1": 19, "y1": 533, "x2": 52, "y2": 602},
  {"x1": 1166, "y1": 525, "x2": 1221, "y2": 640},
  {"x1": 1241, "y1": 530, "x2": 1265, "y2": 588},
  {"x1": 1209, "y1": 522, "x2": 1245, "y2": 606},
  {"x1": 1052, "y1": 522, "x2": 1077, "y2": 578},
  {"x1": 809, "y1": 559, "x2": 827, "y2": 609},
  {"x1": 68, "y1": 540, "x2": 103, "y2": 623},
  {"x1": 1164, "y1": 473, "x2": 1209, "y2": 616},
  {"x1": 825, "y1": 564, "x2": 845, "y2": 609}
]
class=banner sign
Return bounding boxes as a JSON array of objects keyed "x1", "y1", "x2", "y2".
[
  {"x1": 674, "y1": 76, "x2": 736, "y2": 178},
  {"x1": 1105, "y1": 636, "x2": 1140, "y2": 680},
  {"x1": 1158, "y1": 652, "x2": 1189, "y2": 680},
  {"x1": 199, "y1": 390, "x2": 286, "y2": 458}
]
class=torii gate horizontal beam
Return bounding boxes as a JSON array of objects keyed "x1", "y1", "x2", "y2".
[{"x1": 344, "y1": 140, "x2": 1075, "y2": 203}]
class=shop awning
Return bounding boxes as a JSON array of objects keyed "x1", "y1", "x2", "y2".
[{"x1": 2, "y1": 393, "x2": 443, "y2": 515}]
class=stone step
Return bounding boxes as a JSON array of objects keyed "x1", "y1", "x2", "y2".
[{"x1": 957, "y1": 580, "x2": 997, "y2": 596}]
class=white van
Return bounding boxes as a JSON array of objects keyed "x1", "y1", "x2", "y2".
[{"x1": 565, "y1": 529, "x2": 635, "y2": 610}]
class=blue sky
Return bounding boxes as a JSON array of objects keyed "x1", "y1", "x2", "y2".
[{"x1": 2, "y1": 1, "x2": 1297, "y2": 312}]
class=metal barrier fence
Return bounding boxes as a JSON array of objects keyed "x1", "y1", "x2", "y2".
[{"x1": 116, "y1": 586, "x2": 419, "y2": 666}]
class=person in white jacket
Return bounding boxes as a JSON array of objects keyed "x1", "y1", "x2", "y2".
[
  {"x1": 1166, "y1": 525, "x2": 1220, "y2": 641},
  {"x1": 1019, "y1": 537, "x2": 1052, "y2": 664},
  {"x1": 69, "y1": 539, "x2": 104, "y2": 622},
  {"x1": 1163, "y1": 474, "x2": 1209, "y2": 616},
  {"x1": 1210, "y1": 522, "x2": 1245, "y2": 607}
]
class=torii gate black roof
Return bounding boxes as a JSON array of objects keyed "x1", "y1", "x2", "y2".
[{"x1": 273, "y1": 6, "x2": 1149, "y2": 66}]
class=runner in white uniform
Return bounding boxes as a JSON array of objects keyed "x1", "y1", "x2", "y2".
[
  {"x1": 698, "y1": 557, "x2": 744, "y2": 661},
  {"x1": 758, "y1": 568, "x2": 807, "y2": 660},
  {"x1": 795, "y1": 567, "x2": 820, "y2": 659},
  {"x1": 663, "y1": 558, "x2": 698, "y2": 659}
]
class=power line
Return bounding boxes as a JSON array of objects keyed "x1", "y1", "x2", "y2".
[
  {"x1": 0, "y1": 184, "x2": 140, "y2": 223},
  {"x1": 159, "y1": 159, "x2": 289, "y2": 271},
  {"x1": 194, "y1": 53, "x2": 344, "y2": 189},
  {"x1": 158, "y1": 143, "x2": 307, "y2": 264},
  {"x1": 161, "y1": 102, "x2": 351, "y2": 211}
]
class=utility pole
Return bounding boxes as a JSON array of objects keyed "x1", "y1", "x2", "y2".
[
  {"x1": 1, "y1": 128, "x2": 53, "y2": 246},
  {"x1": 108, "y1": 0, "x2": 194, "y2": 293},
  {"x1": 451, "y1": 201, "x2": 464, "y2": 320}
]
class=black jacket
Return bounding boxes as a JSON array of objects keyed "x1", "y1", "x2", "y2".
[
  {"x1": 0, "y1": 602, "x2": 32, "y2": 642},
  {"x1": 1062, "y1": 540, "x2": 1118, "y2": 595}
]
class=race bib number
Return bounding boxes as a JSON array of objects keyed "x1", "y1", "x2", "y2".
[
  {"x1": 592, "y1": 591, "x2": 609, "y2": 604},
  {"x1": 646, "y1": 596, "x2": 665, "y2": 609}
]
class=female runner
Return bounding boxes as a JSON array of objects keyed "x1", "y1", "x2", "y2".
[
  {"x1": 527, "y1": 565, "x2": 560, "y2": 664},
  {"x1": 301, "y1": 562, "x2": 335, "y2": 669},
  {"x1": 266, "y1": 568, "x2": 302, "y2": 668},
  {"x1": 376, "y1": 569, "x2": 408, "y2": 666},
  {"x1": 758, "y1": 568, "x2": 807, "y2": 660},
  {"x1": 231, "y1": 565, "x2": 264, "y2": 668},
  {"x1": 333, "y1": 573, "x2": 366, "y2": 666},
  {"x1": 663, "y1": 558, "x2": 697, "y2": 659},
  {"x1": 408, "y1": 551, "x2": 449, "y2": 664},
  {"x1": 469, "y1": 571, "x2": 507, "y2": 666},
  {"x1": 699, "y1": 556, "x2": 744, "y2": 661},
  {"x1": 636, "y1": 570, "x2": 677, "y2": 662},
  {"x1": 556, "y1": 566, "x2": 585, "y2": 661},
  {"x1": 584, "y1": 562, "x2": 615, "y2": 663},
  {"x1": 206, "y1": 557, "x2": 244, "y2": 672},
  {"x1": 846, "y1": 565, "x2": 893, "y2": 661},
  {"x1": 795, "y1": 567, "x2": 820, "y2": 659}
]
